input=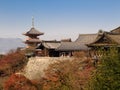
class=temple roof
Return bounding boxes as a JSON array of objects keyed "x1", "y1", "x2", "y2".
[
  {"x1": 75, "y1": 34, "x2": 98, "y2": 44},
  {"x1": 24, "y1": 27, "x2": 44, "y2": 35},
  {"x1": 37, "y1": 27, "x2": 120, "y2": 51},
  {"x1": 105, "y1": 34, "x2": 120, "y2": 44},
  {"x1": 42, "y1": 42, "x2": 61, "y2": 49},
  {"x1": 37, "y1": 40, "x2": 61, "y2": 49},
  {"x1": 88, "y1": 32, "x2": 120, "y2": 46},
  {"x1": 56, "y1": 34, "x2": 97, "y2": 51},
  {"x1": 110, "y1": 26, "x2": 120, "y2": 34},
  {"x1": 56, "y1": 42, "x2": 89, "y2": 51}
]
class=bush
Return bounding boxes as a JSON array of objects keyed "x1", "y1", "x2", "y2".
[
  {"x1": 0, "y1": 49, "x2": 28, "y2": 89},
  {"x1": 0, "y1": 54, "x2": 4, "y2": 60},
  {"x1": 37, "y1": 58, "x2": 94, "y2": 90},
  {"x1": 73, "y1": 51, "x2": 87, "y2": 58},
  {"x1": 87, "y1": 48, "x2": 120, "y2": 90},
  {"x1": 0, "y1": 50, "x2": 28, "y2": 77},
  {"x1": 4, "y1": 74, "x2": 37, "y2": 90}
]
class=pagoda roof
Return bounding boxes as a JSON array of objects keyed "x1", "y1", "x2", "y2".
[
  {"x1": 25, "y1": 39, "x2": 41, "y2": 43},
  {"x1": 24, "y1": 27, "x2": 44, "y2": 35}
]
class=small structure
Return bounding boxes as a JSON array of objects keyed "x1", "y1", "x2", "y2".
[
  {"x1": 23, "y1": 18, "x2": 44, "y2": 48},
  {"x1": 36, "y1": 40, "x2": 61, "y2": 57}
]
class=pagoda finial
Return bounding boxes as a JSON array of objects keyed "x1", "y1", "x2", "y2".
[{"x1": 32, "y1": 16, "x2": 34, "y2": 28}]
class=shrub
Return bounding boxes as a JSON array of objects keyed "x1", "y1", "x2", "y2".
[
  {"x1": 0, "y1": 50, "x2": 28, "y2": 77},
  {"x1": 0, "y1": 54, "x2": 4, "y2": 60},
  {"x1": 38, "y1": 58, "x2": 94, "y2": 90},
  {"x1": 0, "y1": 49, "x2": 28, "y2": 89},
  {"x1": 4, "y1": 74, "x2": 37, "y2": 90},
  {"x1": 73, "y1": 51, "x2": 87, "y2": 58}
]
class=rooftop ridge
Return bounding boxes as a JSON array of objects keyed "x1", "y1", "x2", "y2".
[{"x1": 79, "y1": 33, "x2": 97, "y2": 36}]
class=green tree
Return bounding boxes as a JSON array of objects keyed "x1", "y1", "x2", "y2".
[{"x1": 88, "y1": 48, "x2": 120, "y2": 90}]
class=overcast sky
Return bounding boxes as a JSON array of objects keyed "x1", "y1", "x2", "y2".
[{"x1": 0, "y1": 0, "x2": 120, "y2": 40}]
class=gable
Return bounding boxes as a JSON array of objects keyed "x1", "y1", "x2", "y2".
[
  {"x1": 95, "y1": 35, "x2": 115, "y2": 44},
  {"x1": 107, "y1": 34, "x2": 120, "y2": 44},
  {"x1": 88, "y1": 34, "x2": 118, "y2": 46},
  {"x1": 111, "y1": 26, "x2": 120, "y2": 34}
]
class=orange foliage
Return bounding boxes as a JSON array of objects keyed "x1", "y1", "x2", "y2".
[
  {"x1": 4, "y1": 74, "x2": 37, "y2": 90},
  {"x1": 0, "y1": 50, "x2": 27, "y2": 77},
  {"x1": 36, "y1": 58, "x2": 95, "y2": 90},
  {"x1": 3, "y1": 56, "x2": 94, "y2": 90}
]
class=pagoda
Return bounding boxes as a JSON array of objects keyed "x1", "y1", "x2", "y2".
[{"x1": 23, "y1": 18, "x2": 44, "y2": 48}]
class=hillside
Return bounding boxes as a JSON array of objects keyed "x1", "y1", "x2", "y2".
[{"x1": 0, "y1": 38, "x2": 25, "y2": 54}]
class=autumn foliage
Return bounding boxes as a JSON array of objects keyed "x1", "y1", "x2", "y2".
[
  {"x1": 4, "y1": 74, "x2": 37, "y2": 90},
  {"x1": 3, "y1": 48, "x2": 120, "y2": 90},
  {"x1": 34, "y1": 58, "x2": 94, "y2": 90},
  {"x1": 0, "y1": 50, "x2": 27, "y2": 77},
  {"x1": 3, "y1": 51, "x2": 95, "y2": 90}
]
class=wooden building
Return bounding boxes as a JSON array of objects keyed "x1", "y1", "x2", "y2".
[
  {"x1": 56, "y1": 27, "x2": 120, "y2": 57},
  {"x1": 23, "y1": 23, "x2": 120, "y2": 57},
  {"x1": 86, "y1": 27, "x2": 120, "y2": 58},
  {"x1": 23, "y1": 18, "x2": 44, "y2": 48},
  {"x1": 36, "y1": 40, "x2": 61, "y2": 57},
  {"x1": 56, "y1": 34, "x2": 98, "y2": 56},
  {"x1": 88, "y1": 27, "x2": 120, "y2": 48}
]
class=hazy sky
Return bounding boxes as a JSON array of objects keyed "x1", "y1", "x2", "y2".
[{"x1": 0, "y1": 0, "x2": 120, "y2": 40}]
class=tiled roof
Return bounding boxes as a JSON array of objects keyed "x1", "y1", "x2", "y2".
[
  {"x1": 75, "y1": 34, "x2": 98, "y2": 44},
  {"x1": 25, "y1": 39, "x2": 41, "y2": 43},
  {"x1": 56, "y1": 34, "x2": 97, "y2": 51},
  {"x1": 56, "y1": 42, "x2": 89, "y2": 51},
  {"x1": 43, "y1": 42, "x2": 61, "y2": 49},
  {"x1": 107, "y1": 34, "x2": 120, "y2": 44},
  {"x1": 88, "y1": 32, "x2": 120, "y2": 46},
  {"x1": 110, "y1": 26, "x2": 120, "y2": 34},
  {"x1": 38, "y1": 32, "x2": 120, "y2": 51},
  {"x1": 25, "y1": 27, "x2": 44, "y2": 35}
]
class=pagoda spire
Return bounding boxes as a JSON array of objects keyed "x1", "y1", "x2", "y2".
[
  {"x1": 23, "y1": 17, "x2": 44, "y2": 48},
  {"x1": 32, "y1": 16, "x2": 34, "y2": 28}
]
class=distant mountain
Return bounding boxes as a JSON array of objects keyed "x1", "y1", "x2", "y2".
[{"x1": 0, "y1": 38, "x2": 25, "y2": 54}]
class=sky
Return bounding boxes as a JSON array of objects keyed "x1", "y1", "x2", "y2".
[{"x1": 0, "y1": 0, "x2": 120, "y2": 41}]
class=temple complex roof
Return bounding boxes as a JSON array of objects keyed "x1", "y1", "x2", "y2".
[
  {"x1": 56, "y1": 42, "x2": 89, "y2": 51},
  {"x1": 37, "y1": 26, "x2": 120, "y2": 51},
  {"x1": 75, "y1": 34, "x2": 98, "y2": 44},
  {"x1": 110, "y1": 26, "x2": 120, "y2": 34},
  {"x1": 37, "y1": 40, "x2": 61, "y2": 49},
  {"x1": 56, "y1": 34, "x2": 98, "y2": 51},
  {"x1": 107, "y1": 34, "x2": 120, "y2": 44}
]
